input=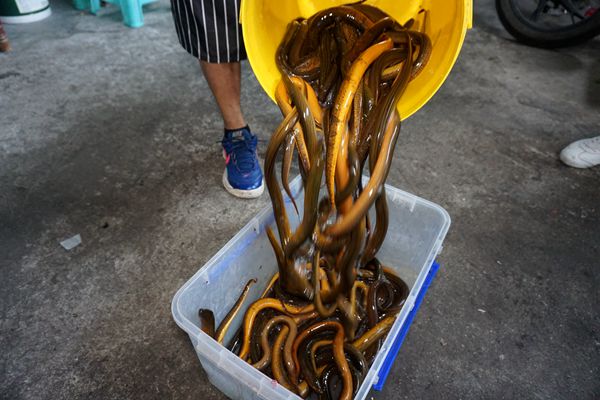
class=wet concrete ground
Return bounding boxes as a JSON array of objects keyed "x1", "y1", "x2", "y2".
[{"x1": 1, "y1": 0, "x2": 599, "y2": 399}]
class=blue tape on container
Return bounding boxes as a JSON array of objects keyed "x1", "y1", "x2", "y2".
[{"x1": 372, "y1": 261, "x2": 441, "y2": 391}]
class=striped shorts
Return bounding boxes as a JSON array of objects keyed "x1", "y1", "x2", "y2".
[{"x1": 170, "y1": 0, "x2": 246, "y2": 63}]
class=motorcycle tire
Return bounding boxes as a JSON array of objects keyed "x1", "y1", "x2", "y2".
[{"x1": 496, "y1": 0, "x2": 600, "y2": 48}]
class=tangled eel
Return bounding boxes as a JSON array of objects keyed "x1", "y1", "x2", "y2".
[{"x1": 199, "y1": 3, "x2": 430, "y2": 398}]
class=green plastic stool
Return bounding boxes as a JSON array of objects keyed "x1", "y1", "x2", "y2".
[
  {"x1": 72, "y1": 0, "x2": 89, "y2": 11},
  {"x1": 74, "y1": 0, "x2": 156, "y2": 28}
]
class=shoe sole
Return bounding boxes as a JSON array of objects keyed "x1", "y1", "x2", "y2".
[
  {"x1": 222, "y1": 169, "x2": 265, "y2": 199},
  {"x1": 560, "y1": 150, "x2": 597, "y2": 168}
]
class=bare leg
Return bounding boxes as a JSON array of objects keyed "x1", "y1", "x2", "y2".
[
  {"x1": 200, "y1": 60, "x2": 246, "y2": 130},
  {"x1": 0, "y1": 21, "x2": 11, "y2": 53},
  {"x1": 200, "y1": 60, "x2": 263, "y2": 198}
]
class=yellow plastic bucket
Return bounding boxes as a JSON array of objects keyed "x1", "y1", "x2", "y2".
[{"x1": 240, "y1": 0, "x2": 472, "y2": 120}]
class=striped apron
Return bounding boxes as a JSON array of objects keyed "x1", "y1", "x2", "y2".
[{"x1": 170, "y1": 0, "x2": 247, "y2": 63}]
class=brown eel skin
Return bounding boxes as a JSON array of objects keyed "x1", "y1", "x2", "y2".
[{"x1": 199, "y1": 2, "x2": 431, "y2": 397}]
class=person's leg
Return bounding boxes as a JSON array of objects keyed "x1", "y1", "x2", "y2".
[
  {"x1": 199, "y1": 59, "x2": 264, "y2": 198},
  {"x1": 0, "y1": 21, "x2": 11, "y2": 53},
  {"x1": 200, "y1": 61, "x2": 246, "y2": 130},
  {"x1": 168, "y1": 0, "x2": 262, "y2": 197}
]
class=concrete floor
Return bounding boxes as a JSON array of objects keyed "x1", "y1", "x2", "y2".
[{"x1": 1, "y1": 0, "x2": 599, "y2": 399}]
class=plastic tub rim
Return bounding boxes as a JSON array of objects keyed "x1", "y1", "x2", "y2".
[{"x1": 0, "y1": 7, "x2": 51, "y2": 23}]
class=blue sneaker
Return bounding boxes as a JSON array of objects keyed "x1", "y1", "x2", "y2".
[{"x1": 221, "y1": 127, "x2": 264, "y2": 198}]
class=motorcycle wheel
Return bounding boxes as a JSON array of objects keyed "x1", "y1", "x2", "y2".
[{"x1": 496, "y1": 0, "x2": 600, "y2": 48}]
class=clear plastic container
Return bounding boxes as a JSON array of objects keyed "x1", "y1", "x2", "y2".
[{"x1": 171, "y1": 176, "x2": 450, "y2": 400}]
